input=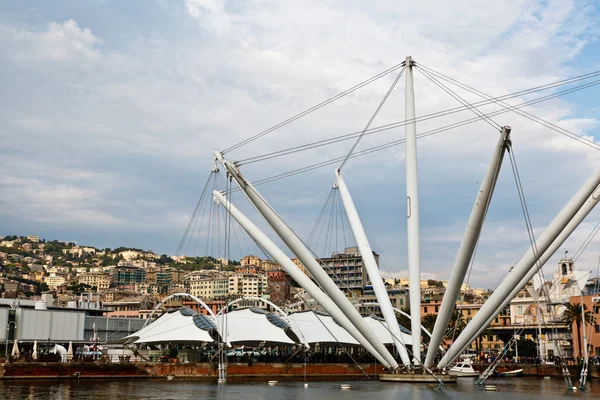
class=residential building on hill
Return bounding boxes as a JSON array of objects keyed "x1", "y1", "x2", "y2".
[{"x1": 79, "y1": 273, "x2": 111, "y2": 292}]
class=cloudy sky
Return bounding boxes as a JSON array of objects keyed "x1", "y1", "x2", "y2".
[{"x1": 1, "y1": 0, "x2": 600, "y2": 288}]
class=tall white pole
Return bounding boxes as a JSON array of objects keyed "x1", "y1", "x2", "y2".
[
  {"x1": 405, "y1": 55, "x2": 422, "y2": 366},
  {"x1": 438, "y1": 171, "x2": 600, "y2": 368},
  {"x1": 212, "y1": 190, "x2": 391, "y2": 364},
  {"x1": 424, "y1": 127, "x2": 510, "y2": 368},
  {"x1": 335, "y1": 169, "x2": 411, "y2": 367},
  {"x1": 580, "y1": 291, "x2": 589, "y2": 388},
  {"x1": 444, "y1": 185, "x2": 600, "y2": 363},
  {"x1": 214, "y1": 152, "x2": 399, "y2": 370}
]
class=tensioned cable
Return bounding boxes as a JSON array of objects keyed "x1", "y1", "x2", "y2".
[
  {"x1": 222, "y1": 61, "x2": 407, "y2": 153},
  {"x1": 177, "y1": 172, "x2": 213, "y2": 256},
  {"x1": 573, "y1": 220, "x2": 600, "y2": 261},
  {"x1": 236, "y1": 69, "x2": 600, "y2": 165},
  {"x1": 446, "y1": 134, "x2": 504, "y2": 351},
  {"x1": 338, "y1": 66, "x2": 405, "y2": 170},
  {"x1": 307, "y1": 189, "x2": 335, "y2": 247},
  {"x1": 217, "y1": 197, "x2": 371, "y2": 376},
  {"x1": 415, "y1": 66, "x2": 502, "y2": 131},
  {"x1": 227, "y1": 77, "x2": 600, "y2": 192},
  {"x1": 508, "y1": 143, "x2": 562, "y2": 364},
  {"x1": 233, "y1": 77, "x2": 600, "y2": 191},
  {"x1": 416, "y1": 62, "x2": 600, "y2": 153}
]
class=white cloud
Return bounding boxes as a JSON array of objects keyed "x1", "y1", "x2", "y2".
[
  {"x1": 7, "y1": 19, "x2": 100, "y2": 62},
  {"x1": 0, "y1": 2, "x2": 599, "y2": 283}
]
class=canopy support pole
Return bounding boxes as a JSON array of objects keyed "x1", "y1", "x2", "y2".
[
  {"x1": 438, "y1": 170, "x2": 600, "y2": 368},
  {"x1": 214, "y1": 152, "x2": 399, "y2": 370},
  {"x1": 405, "y1": 56, "x2": 422, "y2": 366},
  {"x1": 424, "y1": 126, "x2": 510, "y2": 368},
  {"x1": 443, "y1": 185, "x2": 600, "y2": 367},
  {"x1": 212, "y1": 190, "x2": 392, "y2": 368},
  {"x1": 335, "y1": 169, "x2": 411, "y2": 367}
]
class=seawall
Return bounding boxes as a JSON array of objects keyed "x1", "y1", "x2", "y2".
[
  {"x1": 0, "y1": 362, "x2": 385, "y2": 380},
  {"x1": 0, "y1": 362, "x2": 596, "y2": 380},
  {"x1": 473, "y1": 363, "x2": 599, "y2": 378}
]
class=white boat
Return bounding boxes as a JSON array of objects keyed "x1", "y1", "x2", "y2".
[{"x1": 448, "y1": 358, "x2": 479, "y2": 377}]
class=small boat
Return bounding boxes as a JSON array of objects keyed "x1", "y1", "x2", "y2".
[
  {"x1": 494, "y1": 368, "x2": 523, "y2": 377},
  {"x1": 448, "y1": 358, "x2": 479, "y2": 377},
  {"x1": 340, "y1": 384, "x2": 352, "y2": 390}
]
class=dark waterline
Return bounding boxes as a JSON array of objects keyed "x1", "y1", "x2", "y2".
[{"x1": 0, "y1": 377, "x2": 598, "y2": 399}]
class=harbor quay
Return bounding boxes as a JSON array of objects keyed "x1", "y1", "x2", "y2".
[
  {"x1": 0, "y1": 362, "x2": 386, "y2": 380},
  {"x1": 0, "y1": 361, "x2": 597, "y2": 380}
]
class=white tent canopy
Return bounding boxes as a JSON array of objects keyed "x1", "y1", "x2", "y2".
[
  {"x1": 288, "y1": 311, "x2": 412, "y2": 346},
  {"x1": 218, "y1": 308, "x2": 298, "y2": 345},
  {"x1": 363, "y1": 315, "x2": 413, "y2": 346},
  {"x1": 288, "y1": 311, "x2": 359, "y2": 345},
  {"x1": 122, "y1": 307, "x2": 413, "y2": 350},
  {"x1": 124, "y1": 307, "x2": 217, "y2": 345}
]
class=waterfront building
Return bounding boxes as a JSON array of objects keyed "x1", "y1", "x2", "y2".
[
  {"x1": 357, "y1": 287, "x2": 409, "y2": 316},
  {"x1": 319, "y1": 246, "x2": 374, "y2": 295},
  {"x1": 457, "y1": 303, "x2": 510, "y2": 353},
  {"x1": 267, "y1": 278, "x2": 291, "y2": 306},
  {"x1": 508, "y1": 257, "x2": 585, "y2": 359},
  {"x1": 569, "y1": 293, "x2": 600, "y2": 358},
  {"x1": 104, "y1": 295, "x2": 151, "y2": 318}
]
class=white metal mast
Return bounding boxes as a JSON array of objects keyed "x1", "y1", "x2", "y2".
[
  {"x1": 424, "y1": 127, "x2": 510, "y2": 368},
  {"x1": 438, "y1": 170, "x2": 600, "y2": 368},
  {"x1": 212, "y1": 190, "x2": 391, "y2": 364},
  {"x1": 444, "y1": 185, "x2": 600, "y2": 366},
  {"x1": 214, "y1": 152, "x2": 399, "y2": 370},
  {"x1": 405, "y1": 55, "x2": 422, "y2": 365},
  {"x1": 335, "y1": 169, "x2": 412, "y2": 367}
]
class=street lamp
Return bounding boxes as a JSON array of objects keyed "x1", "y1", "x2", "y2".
[{"x1": 5, "y1": 321, "x2": 17, "y2": 359}]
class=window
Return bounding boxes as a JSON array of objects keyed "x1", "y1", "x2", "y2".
[
  {"x1": 424, "y1": 307, "x2": 428, "y2": 313},
  {"x1": 595, "y1": 325, "x2": 600, "y2": 333},
  {"x1": 517, "y1": 306, "x2": 523, "y2": 315}
]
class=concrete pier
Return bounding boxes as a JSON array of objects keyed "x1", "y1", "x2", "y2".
[{"x1": 380, "y1": 373, "x2": 457, "y2": 383}]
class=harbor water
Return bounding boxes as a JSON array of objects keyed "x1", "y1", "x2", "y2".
[{"x1": 0, "y1": 377, "x2": 598, "y2": 399}]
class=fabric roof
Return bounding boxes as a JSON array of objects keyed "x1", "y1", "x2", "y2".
[
  {"x1": 363, "y1": 315, "x2": 413, "y2": 345},
  {"x1": 288, "y1": 311, "x2": 359, "y2": 345},
  {"x1": 124, "y1": 307, "x2": 216, "y2": 344},
  {"x1": 288, "y1": 311, "x2": 412, "y2": 346},
  {"x1": 217, "y1": 308, "x2": 298, "y2": 345}
]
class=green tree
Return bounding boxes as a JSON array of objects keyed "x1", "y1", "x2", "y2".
[
  {"x1": 444, "y1": 310, "x2": 466, "y2": 343},
  {"x1": 66, "y1": 282, "x2": 94, "y2": 295},
  {"x1": 561, "y1": 302, "x2": 596, "y2": 358},
  {"x1": 422, "y1": 313, "x2": 437, "y2": 335}
]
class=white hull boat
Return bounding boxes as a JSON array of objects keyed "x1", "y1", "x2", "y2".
[{"x1": 448, "y1": 359, "x2": 479, "y2": 377}]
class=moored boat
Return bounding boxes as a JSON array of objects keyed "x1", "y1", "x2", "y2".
[
  {"x1": 494, "y1": 368, "x2": 524, "y2": 377},
  {"x1": 448, "y1": 358, "x2": 479, "y2": 377}
]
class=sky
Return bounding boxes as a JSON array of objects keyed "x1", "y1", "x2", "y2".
[{"x1": 1, "y1": 0, "x2": 600, "y2": 288}]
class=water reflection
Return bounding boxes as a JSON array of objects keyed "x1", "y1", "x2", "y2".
[{"x1": 0, "y1": 377, "x2": 598, "y2": 399}]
